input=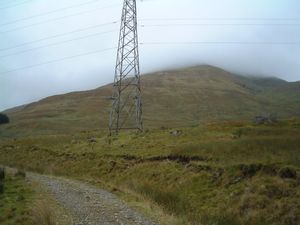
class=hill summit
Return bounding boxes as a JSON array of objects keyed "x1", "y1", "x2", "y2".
[{"x1": 1, "y1": 65, "x2": 300, "y2": 137}]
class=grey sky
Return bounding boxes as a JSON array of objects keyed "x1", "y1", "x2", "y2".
[{"x1": 0, "y1": 0, "x2": 300, "y2": 111}]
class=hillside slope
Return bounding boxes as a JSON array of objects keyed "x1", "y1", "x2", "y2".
[
  {"x1": 1, "y1": 65, "x2": 300, "y2": 137},
  {"x1": 1, "y1": 119, "x2": 300, "y2": 225}
]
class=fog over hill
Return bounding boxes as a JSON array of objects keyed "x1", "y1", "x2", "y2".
[
  {"x1": 0, "y1": 0, "x2": 300, "y2": 111},
  {"x1": 1, "y1": 66, "x2": 299, "y2": 137}
]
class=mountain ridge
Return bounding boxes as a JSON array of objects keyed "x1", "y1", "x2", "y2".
[{"x1": 1, "y1": 65, "x2": 299, "y2": 137}]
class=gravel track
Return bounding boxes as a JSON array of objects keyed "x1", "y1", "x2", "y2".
[{"x1": 26, "y1": 172, "x2": 159, "y2": 225}]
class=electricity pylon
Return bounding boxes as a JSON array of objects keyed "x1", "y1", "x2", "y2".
[{"x1": 109, "y1": 0, "x2": 143, "y2": 135}]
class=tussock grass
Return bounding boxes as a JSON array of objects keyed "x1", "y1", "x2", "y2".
[
  {"x1": 0, "y1": 119, "x2": 300, "y2": 225},
  {"x1": 31, "y1": 200, "x2": 55, "y2": 225}
]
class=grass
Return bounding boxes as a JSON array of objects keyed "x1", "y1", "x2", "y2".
[
  {"x1": 0, "y1": 170, "x2": 69, "y2": 225},
  {"x1": 0, "y1": 173, "x2": 33, "y2": 225},
  {"x1": 31, "y1": 200, "x2": 56, "y2": 225},
  {"x1": 1, "y1": 65, "x2": 300, "y2": 138},
  {"x1": 0, "y1": 119, "x2": 299, "y2": 225},
  {"x1": 29, "y1": 177, "x2": 74, "y2": 225}
]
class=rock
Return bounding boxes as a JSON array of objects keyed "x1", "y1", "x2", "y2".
[
  {"x1": 255, "y1": 116, "x2": 269, "y2": 124},
  {"x1": 170, "y1": 130, "x2": 182, "y2": 136},
  {"x1": 254, "y1": 114, "x2": 277, "y2": 124}
]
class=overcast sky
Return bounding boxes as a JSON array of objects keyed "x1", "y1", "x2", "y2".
[{"x1": 0, "y1": 0, "x2": 300, "y2": 111}]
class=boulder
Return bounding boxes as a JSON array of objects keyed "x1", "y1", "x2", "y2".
[{"x1": 170, "y1": 130, "x2": 182, "y2": 136}]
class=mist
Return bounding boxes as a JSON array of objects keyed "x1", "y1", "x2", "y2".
[{"x1": 0, "y1": 0, "x2": 300, "y2": 111}]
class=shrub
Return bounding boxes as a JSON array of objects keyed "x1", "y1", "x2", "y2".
[{"x1": 0, "y1": 113, "x2": 9, "y2": 124}]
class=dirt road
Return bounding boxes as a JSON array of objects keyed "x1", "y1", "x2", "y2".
[{"x1": 25, "y1": 172, "x2": 159, "y2": 225}]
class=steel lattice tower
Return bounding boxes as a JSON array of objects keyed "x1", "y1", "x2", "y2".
[{"x1": 109, "y1": 0, "x2": 142, "y2": 134}]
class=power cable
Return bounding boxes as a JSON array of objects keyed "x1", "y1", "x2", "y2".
[
  {"x1": 0, "y1": 0, "x2": 119, "y2": 27},
  {"x1": 0, "y1": 0, "x2": 116, "y2": 10},
  {"x1": 139, "y1": 18, "x2": 300, "y2": 21},
  {"x1": 0, "y1": 4, "x2": 120, "y2": 34},
  {"x1": 0, "y1": 21, "x2": 118, "y2": 52},
  {"x1": 140, "y1": 23, "x2": 300, "y2": 27},
  {"x1": 0, "y1": 47, "x2": 116, "y2": 75},
  {"x1": 140, "y1": 41, "x2": 300, "y2": 45},
  {"x1": 0, "y1": 30, "x2": 117, "y2": 59}
]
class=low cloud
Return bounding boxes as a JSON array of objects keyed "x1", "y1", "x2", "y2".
[{"x1": 0, "y1": 0, "x2": 300, "y2": 111}]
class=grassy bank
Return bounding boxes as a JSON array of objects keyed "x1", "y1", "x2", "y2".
[
  {"x1": 0, "y1": 119, "x2": 299, "y2": 225},
  {"x1": 0, "y1": 172, "x2": 33, "y2": 225}
]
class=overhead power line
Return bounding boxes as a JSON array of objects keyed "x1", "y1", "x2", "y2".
[
  {"x1": 0, "y1": 0, "x2": 116, "y2": 10},
  {"x1": 0, "y1": 21, "x2": 118, "y2": 52},
  {"x1": 0, "y1": 47, "x2": 116, "y2": 75},
  {"x1": 0, "y1": 0, "x2": 119, "y2": 27},
  {"x1": 140, "y1": 23, "x2": 300, "y2": 27},
  {"x1": 140, "y1": 41, "x2": 300, "y2": 45},
  {"x1": 0, "y1": 30, "x2": 117, "y2": 59},
  {"x1": 0, "y1": 4, "x2": 120, "y2": 34},
  {"x1": 139, "y1": 18, "x2": 300, "y2": 21}
]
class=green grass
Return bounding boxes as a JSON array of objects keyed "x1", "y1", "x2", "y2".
[
  {"x1": 0, "y1": 119, "x2": 300, "y2": 225},
  {"x1": 0, "y1": 174, "x2": 33, "y2": 225}
]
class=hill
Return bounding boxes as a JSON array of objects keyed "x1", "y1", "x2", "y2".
[
  {"x1": 0, "y1": 65, "x2": 299, "y2": 225},
  {"x1": 1, "y1": 65, "x2": 300, "y2": 137}
]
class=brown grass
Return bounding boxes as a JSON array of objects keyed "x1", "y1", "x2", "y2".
[
  {"x1": 0, "y1": 119, "x2": 299, "y2": 225},
  {"x1": 1, "y1": 65, "x2": 300, "y2": 138},
  {"x1": 31, "y1": 200, "x2": 56, "y2": 225}
]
